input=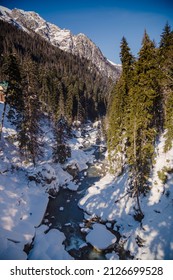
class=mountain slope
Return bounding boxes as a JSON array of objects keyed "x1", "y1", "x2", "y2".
[
  {"x1": 0, "y1": 5, "x2": 121, "y2": 81},
  {"x1": 0, "y1": 19, "x2": 112, "y2": 121}
]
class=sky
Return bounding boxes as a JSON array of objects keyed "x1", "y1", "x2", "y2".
[{"x1": 1, "y1": 0, "x2": 173, "y2": 63}]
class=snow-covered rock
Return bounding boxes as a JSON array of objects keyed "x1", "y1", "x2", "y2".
[
  {"x1": 28, "y1": 163, "x2": 59, "y2": 191},
  {"x1": 28, "y1": 226, "x2": 73, "y2": 260},
  {"x1": 106, "y1": 252, "x2": 119, "y2": 260},
  {"x1": 86, "y1": 223, "x2": 117, "y2": 251},
  {"x1": 67, "y1": 181, "x2": 79, "y2": 191}
]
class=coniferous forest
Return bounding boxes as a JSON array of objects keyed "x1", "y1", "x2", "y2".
[
  {"x1": 0, "y1": 19, "x2": 112, "y2": 164},
  {"x1": 1, "y1": 12, "x2": 173, "y2": 260},
  {"x1": 1, "y1": 19, "x2": 173, "y2": 194},
  {"x1": 107, "y1": 23, "x2": 173, "y2": 218}
]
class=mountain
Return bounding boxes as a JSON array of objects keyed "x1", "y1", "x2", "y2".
[{"x1": 0, "y1": 5, "x2": 121, "y2": 81}]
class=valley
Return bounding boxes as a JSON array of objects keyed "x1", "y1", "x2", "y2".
[{"x1": 0, "y1": 4, "x2": 173, "y2": 260}]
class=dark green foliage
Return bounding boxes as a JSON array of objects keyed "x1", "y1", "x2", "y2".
[
  {"x1": 159, "y1": 23, "x2": 173, "y2": 152},
  {"x1": 0, "y1": 19, "x2": 111, "y2": 122},
  {"x1": 18, "y1": 56, "x2": 43, "y2": 165},
  {"x1": 4, "y1": 54, "x2": 24, "y2": 126},
  {"x1": 0, "y1": 19, "x2": 114, "y2": 166},
  {"x1": 120, "y1": 36, "x2": 134, "y2": 76},
  {"x1": 127, "y1": 31, "x2": 161, "y2": 187},
  {"x1": 53, "y1": 116, "x2": 71, "y2": 164},
  {"x1": 107, "y1": 30, "x2": 163, "y2": 198},
  {"x1": 107, "y1": 38, "x2": 134, "y2": 174},
  {"x1": 159, "y1": 22, "x2": 173, "y2": 54}
]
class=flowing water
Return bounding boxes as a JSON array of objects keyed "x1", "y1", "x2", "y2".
[{"x1": 43, "y1": 145, "x2": 109, "y2": 259}]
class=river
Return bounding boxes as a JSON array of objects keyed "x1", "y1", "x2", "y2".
[{"x1": 43, "y1": 143, "x2": 109, "y2": 259}]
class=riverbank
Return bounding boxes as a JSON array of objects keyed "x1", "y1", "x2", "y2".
[
  {"x1": 0, "y1": 103, "x2": 106, "y2": 259},
  {"x1": 1, "y1": 101, "x2": 173, "y2": 260}
]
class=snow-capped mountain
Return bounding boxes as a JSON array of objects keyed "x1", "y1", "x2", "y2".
[{"x1": 0, "y1": 6, "x2": 121, "y2": 80}]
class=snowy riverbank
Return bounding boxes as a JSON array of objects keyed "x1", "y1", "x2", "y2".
[
  {"x1": 79, "y1": 136, "x2": 173, "y2": 259},
  {"x1": 0, "y1": 103, "x2": 101, "y2": 259},
  {"x1": 1, "y1": 102, "x2": 173, "y2": 260}
]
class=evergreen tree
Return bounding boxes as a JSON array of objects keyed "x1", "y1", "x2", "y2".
[
  {"x1": 120, "y1": 36, "x2": 134, "y2": 76},
  {"x1": 19, "y1": 56, "x2": 42, "y2": 165},
  {"x1": 107, "y1": 37, "x2": 134, "y2": 174},
  {"x1": 5, "y1": 53, "x2": 24, "y2": 127},
  {"x1": 65, "y1": 84, "x2": 74, "y2": 123},
  {"x1": 0, "y1": 53, "x2": 25, "y2": 142},
  {"x1": 159, "y1": 23, "x2": 173, "y2": 151},
  {"x1": 53, "y1": 115, "x2": 71, "y2": 164},
  {"x1": 38, "y1": 66, "x2": 51, "y2": 113},
  {"x1": 107, "y1": 78, "x2": 127, "y2": 173},
  {"x1": 160, "y1": 22, "x2": 173, "y2": 54},
  {"x1": 127, "y1": 31, "x2": 161, "y2": 194}
]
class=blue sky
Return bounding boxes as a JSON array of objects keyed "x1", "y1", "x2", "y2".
[{"x1": 1, "y1": 0, "x2": 173, "y2": 63}]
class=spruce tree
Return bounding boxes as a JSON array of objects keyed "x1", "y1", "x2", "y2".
[
  {"x1": 127, "y1": 31, "x2": 161, "y2": 193},
  {"x1": 19, "y1": 56, "x2": 42, "y2": 165},
  {"x1": 53, "y1": 115, "x2": 71, "y2": 164},
  {"x1": 107, "y1": 37, "x2": 134, "y2": 174},
  {"x1": 65, "y1": 84, "x2": 74, "y2": 124},
  {"x1": 120, "y1": 36, "x2": 134, "y2": 77},
  {"x1": 5, "y1": 53, "x2": 24, "y2": 127},
  {"x1": 159, "y1": 23, "x2": 173, "y2": 151}
]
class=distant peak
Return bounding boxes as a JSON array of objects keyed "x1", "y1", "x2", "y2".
[
  {"x1": 77, "y1": 33, "x2": 87, "y2": 37},
  {"x1": 0, "y1": 5, "x2": 12, "y2": 14}
]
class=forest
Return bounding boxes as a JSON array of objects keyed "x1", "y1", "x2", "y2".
[
  {"x1": 0, "y1": 18, "x2": 173, "y2": 260},
  {"x1": 1, "y1": 19, "x2": 173, "y2": 198},
  {"x1": 107, "y1": 23, "x2": 173, "y2": 219},
  {"x1": 0, "y1": 19, "x2": 113, "y2": 165}
]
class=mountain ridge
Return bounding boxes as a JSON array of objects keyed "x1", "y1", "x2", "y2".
[{"x1": 0, "y1": 5, "x2": 121, "y2": 81}]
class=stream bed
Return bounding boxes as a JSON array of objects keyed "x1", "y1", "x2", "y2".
[{"x1": 43, "y1": 145, "x2": 111, "y2": 259}]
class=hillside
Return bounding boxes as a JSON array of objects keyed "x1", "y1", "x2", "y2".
[
  {"x1": 0, "y1": 5, "x2": 173, "y2": 261},
  {"x1": 0, "y1": 5, "x2": 121, "y2": 81},
  {"x1": 0, "y1": 19, "x2": 113, "y2": 121}
]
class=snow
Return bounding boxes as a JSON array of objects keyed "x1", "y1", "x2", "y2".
[
  {"x1": 0, "y1": 5, "x2": 121, "y2": 81},
  {"x1": 67, "y1": 181, "x2": 79, "y2": 191},
  {"x1": 106, "y1": 252, "x2": 119, "y2": 260},
  {"x1": 67, "y1": 149, "x2": 93, "y2": 171},
  {"x1": 107, "y1": 59, "x2": 122, "y2": 68},
  {"x1": 86, "y1": 223, "x2": 117, "y2": 251},
  {"x1": 28, "y1": 225, "x2": 73, "y2": 260},
  {"x1": 0, "y1": 6, "x2": 30, "y2": 33},
  {"x1": 79, "y1": 134, "x2": 173, "y2": 259},
  {"x1": 1, "y1": 99, "x2": 173, "y2": 260},
  {"x1": 0, "y1": 103, "x2": 100, "y2": 259},
  {"x1": 79, "y1": 172, "x2": 133, "y2": 222},
  {"x1": 0, "y1": 5, "x2": 11, "y2": 14}
]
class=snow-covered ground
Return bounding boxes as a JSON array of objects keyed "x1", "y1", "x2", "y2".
[
  {"x1": 0, "y1": 104, "x2": 97, "y2": 259},
  {"x1": 1, "y1": 102, "x2": 173, "y2": 260},
  {"x1": 79, "y1": 136, "x2": 173, "y2": 259}
]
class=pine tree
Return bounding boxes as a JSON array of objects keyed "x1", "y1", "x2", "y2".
[
  {"x1": 107, "y1": 37, "x2": 134, "y2": 174},
  {"x1": 120, "y1": 36, "x2": 134, "y2": 77},
  {"x1": 38, "y1": 66, "x2": 51, "y2": 113},
  {"x1": 159, "y1": 23, "x2": 173, "y2": 151},
  {"x1": 53, "y1": 115, "x2": 71, "y2": 164},
  {"x1": 127, "y1": 31, "x2": 161, "y2": 193},
  {"x1": 19, "y1": 56, "x2": 42, "y2": 165},
  {"x1": 5, "y1": 53, "x2": 24, "y2": 127},
  {"x1": 107, "y1": 78, "x2": 127, "y2": 173},
  {"x1": 65, "y1": 84, "x2": 74, "y2": 123},
  {"x1": 0, "y1": 53, "x2": 25, "y2": 142},
  {"x1": 160, "y1": 22, "x2": 173, "y2": 54}
]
